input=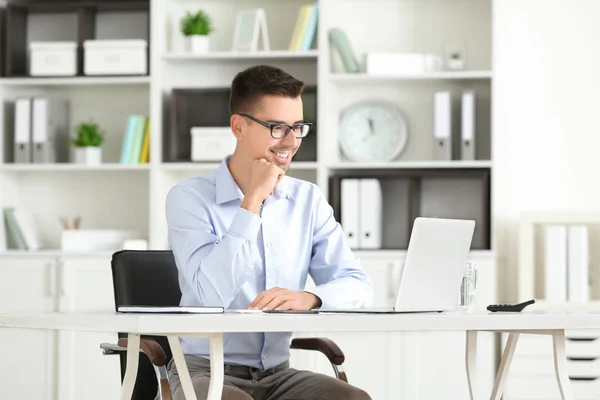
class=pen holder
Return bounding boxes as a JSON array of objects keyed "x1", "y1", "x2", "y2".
[{"x1": 457, "y1": 262, "x2": 478, "y2": 310}]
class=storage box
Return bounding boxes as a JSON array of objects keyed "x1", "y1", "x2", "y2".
[
  {"x1": 84, "y1": 39, "x2": 147, "y2": 75},
  {"x1": 29, "y1": 41, "x2": 77, "y2": 76},
  {"x1": 366, "y1": 52, "x2": 442, "y2": 76},
  {"x1": 191, "y1": 127, "x2": 237, "y2": 161},
  {"x1": 61, "y1": 229, "x2": 141, "y2": 252}
]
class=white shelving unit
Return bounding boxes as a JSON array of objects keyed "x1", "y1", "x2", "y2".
[{"x1": 0, "y1": 1, "x2": 498, "y2": 399}]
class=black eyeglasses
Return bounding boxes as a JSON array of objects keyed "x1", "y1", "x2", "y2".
[{"x1": 239, "y1": 113, "x2": 313, "y2": 139}]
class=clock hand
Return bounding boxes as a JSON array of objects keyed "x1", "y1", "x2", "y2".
[{"x1": 368, "y1": 118, "x2": 374, "y2": 135}]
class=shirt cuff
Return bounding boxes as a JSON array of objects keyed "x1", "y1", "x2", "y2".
[
  {"x1": 304, "y1": 286, "x2": 333, "y2": 309},
  {"x1": 228, "y1": 207, "x2": 262, "y2": 242}
]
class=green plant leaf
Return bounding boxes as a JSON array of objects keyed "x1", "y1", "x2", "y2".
[
  {"x1": 180, "y1": 10, "x2": 214, "y2": 36},
  {"x1": 72, "y1": 121, "x2": 104, "y2": 147}
]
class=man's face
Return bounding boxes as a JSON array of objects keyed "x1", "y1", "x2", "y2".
[{"x1": 238, "y1": 95, "x2": 304, "y2": 173}]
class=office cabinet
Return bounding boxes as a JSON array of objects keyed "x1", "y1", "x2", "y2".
[
  {"x1": 0, "y1": 255, "x2": 119, "y2": 400},
  {"x1": 0, "y1": 257, "x2": 58, "y2": 400}
]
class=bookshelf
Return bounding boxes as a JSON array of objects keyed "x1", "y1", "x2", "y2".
[
  {"x1": 0, "y1": 0, "x2": 495, "y2": 256},
  {"x1": 0, "y1": 1, "x2": 499, "y2": 400}
]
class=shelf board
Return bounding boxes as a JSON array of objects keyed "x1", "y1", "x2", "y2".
[
  {"x1": 330, "y1": 70, "x2": 492, "y2": 83},
  {"x1": 354, "y1": 249, "x2": 495, "y2": 260},
  {"x1": 0, "y1": 250, "x2": 116, "y2": 258},
  {"x1": 161, "y1": 161, "x2": 319, "y2": 171},
  {"x1": 328, "y1": 160, "x2": 492, "y2": 169},
  {"x1": 163, "y1": 50, "x2": 319, "y2": 61},
  {"x1": 0, "y1": 163, "x2": 150, "y2": 172},
  {"x1": 0, "y1": 76, "x2": 151, "y2": 86}
]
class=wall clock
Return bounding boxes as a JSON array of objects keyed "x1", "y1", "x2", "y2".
[{"x1": 339, "y1": 101, "x2": 408, "y2": 162}]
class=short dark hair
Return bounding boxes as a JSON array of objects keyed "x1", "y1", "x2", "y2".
[{"x1": 229, "y1": 65, "x2": 305, "y2": 116}]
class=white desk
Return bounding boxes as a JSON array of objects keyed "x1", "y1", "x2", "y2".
[{"x1": 2, "y1": 310, "x2": 598, "y2": 400}]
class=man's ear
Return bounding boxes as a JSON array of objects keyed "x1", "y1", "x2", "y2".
[{"x1": 230, "y1": 114, "x2": 245, "y2": 140}]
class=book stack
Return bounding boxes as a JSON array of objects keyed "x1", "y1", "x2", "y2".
[
  {"x1": 1, "y1": 207, "x2": 41, "y2": 251},
  {"x1": 288, "y1": 3, "x2": 319, "y2": 51},
  {"x1": 120, "y1": 115, "x2": 150, "y2": 164}
]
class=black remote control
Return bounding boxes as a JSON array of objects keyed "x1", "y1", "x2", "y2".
[{"x1": 487, "y1": 299, "x2": 535, "y2": 312}]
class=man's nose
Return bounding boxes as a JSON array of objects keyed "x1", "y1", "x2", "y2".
[{"x1": 281, "y1": 128, "x2": 299, "y2": 147}]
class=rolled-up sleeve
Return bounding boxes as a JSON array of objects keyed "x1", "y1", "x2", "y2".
[
  {"x1": 165, "y1": 185, "x2": 261, "y2": 307},
  {"x1": 304, "y1": 190, "x2": 373, "y2": 309}
]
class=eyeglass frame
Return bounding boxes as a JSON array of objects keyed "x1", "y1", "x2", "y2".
[{"x1": 238, "y1": 113, "x2": 313, "y2": 139}]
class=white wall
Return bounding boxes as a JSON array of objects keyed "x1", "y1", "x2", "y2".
[{"x1": 493, "y1": 0, "x2": 600, "y2": 301}]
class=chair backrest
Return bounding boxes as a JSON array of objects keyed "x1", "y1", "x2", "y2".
[{"x1": 111, "y1": 249, "x2": 182, "y2": 400}]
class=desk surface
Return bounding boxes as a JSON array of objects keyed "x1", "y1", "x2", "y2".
[{"x1": 1, "y1": 311, "x2": 600, "y2": 334}]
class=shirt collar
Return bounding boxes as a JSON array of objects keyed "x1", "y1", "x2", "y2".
[{"x1": 215, "y1": 156, "x2": 293, "y2": 205}]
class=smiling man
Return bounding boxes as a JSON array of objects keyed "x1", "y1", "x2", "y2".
[{"x1": 165, "y1": 65, "x2": 373, "y2": 400}]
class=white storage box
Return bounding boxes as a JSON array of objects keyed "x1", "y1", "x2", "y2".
[
  {"x1": 84, "y1": 39, "x2": 147, "y2": 75},
  {"x1": 29, "y1": 41, "x2": 77, "y2": 76},
  {"x1": 191, "y1": 127, "x2": 237, "y2": 161},
  {"x1": 366, "y1": 52, "x2": 442, "y2": 76},
  {"x1": 61, "y1": 229, "x2": 141, "y2": 252}
]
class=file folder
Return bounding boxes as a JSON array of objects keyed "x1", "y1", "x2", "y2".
[
  {"x1": 434, "y1": 91, "x2": 452, "y2": 160},
  {"x1": 14, "y1": 98, "x2": 32, "y2": 163},
  {"x1": 359, "y1": 179, "x2": 382, "y2": 249},
  {"x1": 544, "y1": 225, "x2": 567, "y2": 301},
  {"x1": 567, "y1": 225, "x2": 589, "y2": 301},
  {"x1": 32, "y1": 97, "x2": 69, "y2": 163},
  {"x1": 461, "y1": 91, "x2": 475, "y2": 160},
  {"x1": 341, "y1": 179, "x2": 359, "y2": 249}
]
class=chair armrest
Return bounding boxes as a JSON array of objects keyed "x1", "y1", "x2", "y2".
[
  {"x1": 99, "y1": 338, "x2": 168, "y2": 367},
  {"x1": 290, "y1": 337, "x2": 345, "y2": 365}
]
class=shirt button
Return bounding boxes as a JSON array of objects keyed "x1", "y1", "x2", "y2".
[
  {"x1": 265, "y1": 242, "x2": 272, "y2": 248},
  {"x1": 247, "y1": 264, "x2": 254, "y2": 271},
  {"x1": 262, "y1": 354, "x2": 267, "y2": 360}
]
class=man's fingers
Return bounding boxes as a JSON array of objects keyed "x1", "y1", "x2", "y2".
[
  {"x1": 262, "y1": 293, "x2": 294, "y2": 311},
  {"x1": 275, "y1": 301, "x2": 294, "y2": 311},
  {"x1": 249, "y1": 287, "x2": 278, "y2": 308}
]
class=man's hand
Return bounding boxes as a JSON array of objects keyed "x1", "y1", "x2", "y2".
[
  {"x1": 248, "y1": 287, "x2": 322, "y2": 311},
  {"x1": 241, "y1": 159, "x2": 285, "y2": 215}
]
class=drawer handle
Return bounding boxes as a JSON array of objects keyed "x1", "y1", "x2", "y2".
[
  {"x1": 569, "y1": 377, "x2": 599, "y2": 381},
  {"x1": 568, "y1": 357, "x2": 598, "y2": 361},
  {"x1": 568, "y1": 337, "x2": 598, "y2": 342}
]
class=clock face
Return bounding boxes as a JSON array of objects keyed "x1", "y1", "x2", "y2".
[{"x1": 339, "y1": 102, "x2": 408, "y2": 162}]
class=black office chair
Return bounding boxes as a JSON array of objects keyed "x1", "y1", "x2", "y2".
[{"x1": 100, "y1": 250, "x2": 348, "y2": 400}]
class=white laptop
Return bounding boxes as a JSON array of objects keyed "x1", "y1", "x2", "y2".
[{"x1": 317, "y1": 217, "x2": 476, "y2": 314}]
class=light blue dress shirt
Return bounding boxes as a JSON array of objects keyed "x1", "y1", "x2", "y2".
[{"x1": 165, "y1": 156, "x2": 373, "y2": 371}]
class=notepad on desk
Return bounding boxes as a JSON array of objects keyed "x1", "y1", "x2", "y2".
[{"x1": 117, "y1": 306, "x2": 224, "y2": 314}]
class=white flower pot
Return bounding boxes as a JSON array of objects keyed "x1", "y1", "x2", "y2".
[
  {"x1": 74, "y1": 147, "x2": 102, "y2": 165},
  {"x1": 185, "y1": 35, "x2": 210, "y2": 54}
]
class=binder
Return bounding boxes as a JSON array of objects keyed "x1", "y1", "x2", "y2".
[
  {"x1": 434, "y1": 91, "x2": 452, "y2": 160},
  {"x1": 544, "y1": 225, "x2": 567, "y2": 301},
  {"x1": 359, "y1": 179, "x2": 382, "y2": 249},
  {"x1": 14, "y1": 98, "x2": 32, "y2": 163},
  {"x1": 567, "y1": 225, "x2": 589, "y2": 301},
  {"x1": 461, "y1": 91, "x2": 476, "y2": 160},
  {"x1": 32, "y1": 97, "x2": 70, "y2": 163},
  {"x1": 341, "y1": 179, "x2": 359, "y2": 249}
]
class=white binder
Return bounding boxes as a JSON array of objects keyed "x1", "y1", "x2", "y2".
[
  {"x1": 567, "y1": 225, "x2": 589, "y2": 301},
  {"x1": 359, "y1": 178, "x2": 382, "y2": 249},
  {"x1": 14, "y1": 98, "x2": 32, "y2": 163},
  {"x1": 544, "y1": 225, "x2": 567, "y2": 301},
  {"x1": 341, "y1": 179, "x2": 359, "y2": 249},
  {"x1": 461, "y1": 91, "x2": 476, "y2": 160},
  {"x1": 434, "y1": 91, "x2": 452, "y2": 160},
  {"x1": 32, "y1": 97, "x2": 69, "y2": 163}
]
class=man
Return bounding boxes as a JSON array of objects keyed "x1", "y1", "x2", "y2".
[{"x1": 165, "y1": 65, "x2": 373, "y2": 400}]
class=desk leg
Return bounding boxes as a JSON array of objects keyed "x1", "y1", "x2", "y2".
[
  {"x1": 489, "y1": 332, "x2": 519, "y2": 400},
  {"x1": 553, "y1": 331, "x2": 575, "y2": 400},
  {"x1": 168, "y1": 335, "x2": 198, "y2": 400},
  {"x1": 465, "y1": 331, "x2": 477, "y2": 400},
  {"x1": 120, "y1": 333, "x2": 140, "y2": 400},
  {"x1": 208, "y1": 334, "x2": 224, "y2": 400}
]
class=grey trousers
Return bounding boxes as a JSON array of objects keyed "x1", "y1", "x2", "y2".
[{"x1": 167, "y1": 354, "x2": 371, "y2": 400}]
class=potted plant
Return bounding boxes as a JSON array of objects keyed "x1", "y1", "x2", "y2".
[
  {"x1": 180, "y1": 10, "x2": 214, "y2": 54},
  {"x1": 72, "y1": 121, "x2": 104, "y2": 165}
]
